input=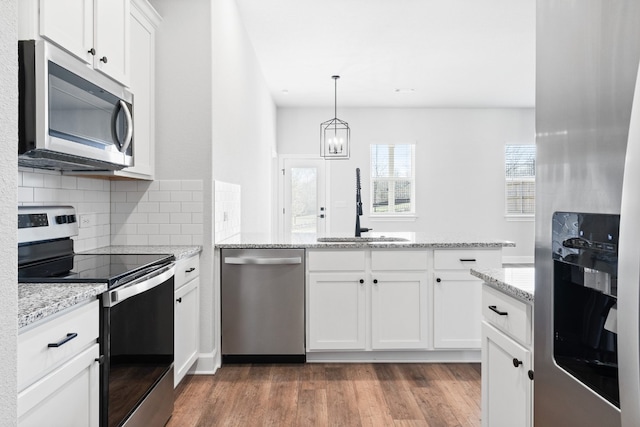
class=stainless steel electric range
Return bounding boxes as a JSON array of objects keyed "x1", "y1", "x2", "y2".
[{"x1": 18, "y1": 206, "x2": 176, "y2": 427}]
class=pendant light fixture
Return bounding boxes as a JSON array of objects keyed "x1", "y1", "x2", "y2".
[{"x1": 320, "y1": 75, "x2": 350, "y2": 159}]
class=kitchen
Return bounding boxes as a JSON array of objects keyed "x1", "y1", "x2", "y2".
[{"x1": 1, "y1": 0, "x2": 637, "y2": 426}]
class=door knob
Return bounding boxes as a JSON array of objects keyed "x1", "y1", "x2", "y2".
[{"x1": 512, "y1": 358, "x2": 523, "y2": 368}]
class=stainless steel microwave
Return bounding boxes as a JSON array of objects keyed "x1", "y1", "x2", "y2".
[{"x1": 18, "y1": 40, "x2": 133, "y2": 171}]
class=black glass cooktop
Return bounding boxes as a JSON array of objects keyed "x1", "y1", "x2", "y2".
[{"x1": 18, "y1": 253, "x2": 174, "y2": 288}]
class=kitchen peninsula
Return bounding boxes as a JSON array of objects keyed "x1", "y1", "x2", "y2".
[
  {"x1": 471, "y1": 266, "x2": 535, "y2": 427},
  {"x1": 215, "y1": 233, "x2": 514, "y2": 363}
]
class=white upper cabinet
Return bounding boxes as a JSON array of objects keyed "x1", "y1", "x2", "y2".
[{"x1": 19, "y1": 0, "x2": 130, "y2": 86}]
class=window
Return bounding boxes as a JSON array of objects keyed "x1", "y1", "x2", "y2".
[
  {"x1": 370, "y1": 144, "x2": 415, "y2": 215},
  {"x1": 505, "y1": 144, "x2": 535, "y2": 216}
]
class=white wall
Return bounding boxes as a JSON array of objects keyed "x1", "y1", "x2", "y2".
[
  {"x1": 150, "y1": 0, "x2": 217, "y2": 373},
  {"x1": 0, "y1": 0, "x2": 18, "y2": 424},
  {"x1": 211, "y1": 0, "x2": 276, "y2": 234},
  {"x1": 278, "y1": 107, "x2": 535, "y2": 262},
  {"x1": 150, "y1": 0, "x2": 277, "y2": 372}
]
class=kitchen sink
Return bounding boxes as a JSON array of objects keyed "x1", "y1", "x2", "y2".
[{"x1": 317, "y1": 236, "x2": 410, "y2": 243}]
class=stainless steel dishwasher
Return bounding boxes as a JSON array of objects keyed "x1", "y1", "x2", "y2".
[{"x1": 221, "y1": 248, "x2": 305, "y2": 363}]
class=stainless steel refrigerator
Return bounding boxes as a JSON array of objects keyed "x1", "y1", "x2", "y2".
[{"x1": 535, "y1": 1, "x2": 640, "y2": 426}]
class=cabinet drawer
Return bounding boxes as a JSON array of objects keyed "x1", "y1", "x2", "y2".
[
  {"x1": 482, "y1": 286, "x2": 531, "y2": 346},
  {"x1": 308, "y1": 250, "x2": 365, "y2": 271},
  {"x1": 19, "y1": 299, "x2": 99, "y2": 391},
  {"x1": 175, "y1": 254, "x2": 200, "y2": 289},
  {"x1": 371, "y1": 250, "x2": 428, "y2": 271},
  {"x1": 434, "y1": 249, "x2": 502, "y2": 270}
]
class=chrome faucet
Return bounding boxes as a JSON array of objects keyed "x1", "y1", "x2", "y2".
[{"x1": 355, "y1": 168, "x2": 372, "y2": 237}]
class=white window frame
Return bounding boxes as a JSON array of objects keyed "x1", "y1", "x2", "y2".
[
  {"x1": 370, "y1": 144, "x2": 416, "y2": 217},
  {"x1": 505, "y1": 144, "x2": 535, "y2": 220}
]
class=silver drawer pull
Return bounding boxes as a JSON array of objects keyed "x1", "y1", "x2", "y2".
[{"x1": 48, "y1": 332, "x2": 78, "y2": 348}]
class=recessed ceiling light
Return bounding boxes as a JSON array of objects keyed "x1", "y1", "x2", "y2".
[{"x1": 395, "y1": 88, "x2": 416, "y2": 93}]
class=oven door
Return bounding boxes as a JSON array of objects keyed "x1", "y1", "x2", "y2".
[{"x1": 101, "y1": 264, "x2": 175, "y2": 427}]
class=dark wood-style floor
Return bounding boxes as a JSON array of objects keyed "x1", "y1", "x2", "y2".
[{"x1": 167, "y1": 363, "x2": 481, "y2": 427}]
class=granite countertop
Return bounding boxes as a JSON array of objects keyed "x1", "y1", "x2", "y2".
[
  {"x1": 215, "y1": 232, "x2": 515, "y2": 249},
  {"x1": 19, "y1": 283, "x2": 107, "y2": 329},
  {"x1": 470, "y1": 267, "x2": 535, "y2": 304},
  {"x1": 19, "y1": 245, "x2": 203, "y2": 329}
]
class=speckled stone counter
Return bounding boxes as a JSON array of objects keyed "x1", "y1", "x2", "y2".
[
  {"x1": 83, "y1": 245, "x2": 202, "y2": 260},
  {"x1": 19, "y1": 283, "x2": 107, "y2": 329},
  {"x1": 470, "y1": 267, "x2": 535, "y2": 304},
  {"x1": 215, "y1": 232, "x2": 515, "y2": 249},
  {"x1": 19, "y1": 245, "x2": 202, "y2": 329}
]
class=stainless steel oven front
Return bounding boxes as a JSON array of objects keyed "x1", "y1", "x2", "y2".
[{"x1": 101, "y1": 263, "x2": 175, "y2": 427}]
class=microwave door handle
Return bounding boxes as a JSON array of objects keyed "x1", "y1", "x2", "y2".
[{"x1": 118, "y1": 100, "x2": 133, "y2": 154}]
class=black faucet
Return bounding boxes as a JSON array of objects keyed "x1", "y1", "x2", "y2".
[{"x1": 355, "y1": 168, "x2": 372, "y2": 237}]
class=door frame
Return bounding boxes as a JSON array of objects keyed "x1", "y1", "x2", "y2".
[{"x1": 277, "y1": 155, "x2": 331, "y2": 239}]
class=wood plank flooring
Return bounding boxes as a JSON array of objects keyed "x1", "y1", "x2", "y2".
[{"x1": 167, "y1": 363, "x2": 481, "y2": 427}]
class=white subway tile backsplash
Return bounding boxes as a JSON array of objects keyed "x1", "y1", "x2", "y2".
[
  {"x1": 214, "y1": 180, "x2": 241, "y2": 243},
  {"x1": 110, "y1": 179, "x2": 204, "y2": 246},
  {"x1": 170, "y1": 212, "x2": 192, "y2": 224},
  {"x1": 159, "y1": 202, "x2": 182, "y2": 213},
  {"x1": 181, "y1": 180, "x2": 203, "y2": 191},
  {"x1": 19, "y1": 171, "x2": 111, "y2": 251},
  {"x1": 19, "y1": 173, "x2": 203, "y2": 251},
  {"x1": 148, "y1": 191, "x2": 171, "y2": 202},
  {"x1": 159, "y1": 180, "x2": 181, "y2": 191},
  {"x1": 148, "y1": 213, "x2": 170, "y2": 223}
]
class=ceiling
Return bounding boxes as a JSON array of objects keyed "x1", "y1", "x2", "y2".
[{"x1": 235, "y1": 0, "x2": 535, "y2": 109}]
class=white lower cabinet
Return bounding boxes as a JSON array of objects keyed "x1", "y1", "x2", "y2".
[
  {"x1": 308, "y1": 272, "x2": 366, "y2": 350},
  {"x1": 307, "y1": 249, "x2": 429, "y2": 352},
  {"x1": 18, "y1": 299, "x2": 100, "y2": 427},
  {"x1": 371, "y1": 272, "x2": 429, "y2": 349},
  {"x1": 481, "y1": 322, "x2": 532, "y2": 427},
  {"x1": 18, "y1": 345, "x2": 100, "y2": 427},
  {"x1": 481, "y1": 285, "x2": 534, "y2": 427},
  {"x1": 433, "y1": 249, "x2": 502, "y2": 349},
  {"x1": 174, "y1": 254, "x2": 200, "y2": 387},
  {"x1": 433, "y1": 271, "x2": 483, "y2": 348}
]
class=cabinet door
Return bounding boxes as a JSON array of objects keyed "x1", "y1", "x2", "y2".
[
  {"x1": 94, "y1": 0, "x2": 130, "y2": 85},
  {"x1": 39, "y1": 0, "x2": 93, "y2": 64},
  {"x1": 174, "y1": 277, "x2": 200, "y2": 387},
  {"x1": 18, "y1": 344, "x2": 100, "y2": 427},
  {"x1": 433, "y1": 272, "x2": 482, "y2": 349},
  {"x1": 308, "y1": 273, "x2": 366, "y2": 350},
  {"x1": 371, "y1": 273, "x2": 429, "y2": 349},
  {"x1": 481, "y1": 321, "x2": 532, "y2": 427},
  {"x1": 121, "y1": 3, "x2": 156, "y2": 178}
]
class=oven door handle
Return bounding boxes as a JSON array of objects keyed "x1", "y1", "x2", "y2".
[{"x1": 104, "y1": 264, "x2": 175, "y2": 307}]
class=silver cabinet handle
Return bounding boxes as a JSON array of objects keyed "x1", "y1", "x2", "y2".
[
  {"x1": 118, "y1": 100, "x2": 133, "y2": 154},
  {"x1": 224, "y1": 256, "x2": 302, "y2": 265},
  {"x1": 104, "y1": 264, "x2": 175, "y2": 307}
]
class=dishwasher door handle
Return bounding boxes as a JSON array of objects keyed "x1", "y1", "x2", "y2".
[{"x1": 224, "y1": 256, "x2": 302, "y2": 265}]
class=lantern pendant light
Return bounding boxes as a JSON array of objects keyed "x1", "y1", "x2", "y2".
[{"x1": 320, "y1": 75, "x2": 350, "y2": 159}]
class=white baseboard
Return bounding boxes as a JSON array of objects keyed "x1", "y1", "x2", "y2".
[
  {"x1": 189, "y1": 350, "x2": 220, "y2": 375},
  {"x1": 502, "y1": 255, "x2": 534, "y2": 265},
  {"x1": 305, "y1": 349, "x2": 480, "y2": 363}
]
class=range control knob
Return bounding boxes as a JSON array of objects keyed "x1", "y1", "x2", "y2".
[
  {"x1": 67, "y1": 214, "x2": 77, "y2": 223},
  {"x1": 55, "y1": 215, "x2": 68, "y2": 224}
]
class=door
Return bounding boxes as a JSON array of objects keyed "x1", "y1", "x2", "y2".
[
  {"x1": 371, "y1": 272, "x2": 429, "y2": 350},
  {"x1": 281, "y1": 157, "x2": 326, "y2": 238},
  {"x1": 482, "y1": 321, "x2": 532, "y2": 427},
  {"x1": 307, "y1": 272, "x2": 366, "y2": 350},
  {"x1": 433, "y1": 271, "x2": 482, "y2": 349}
]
